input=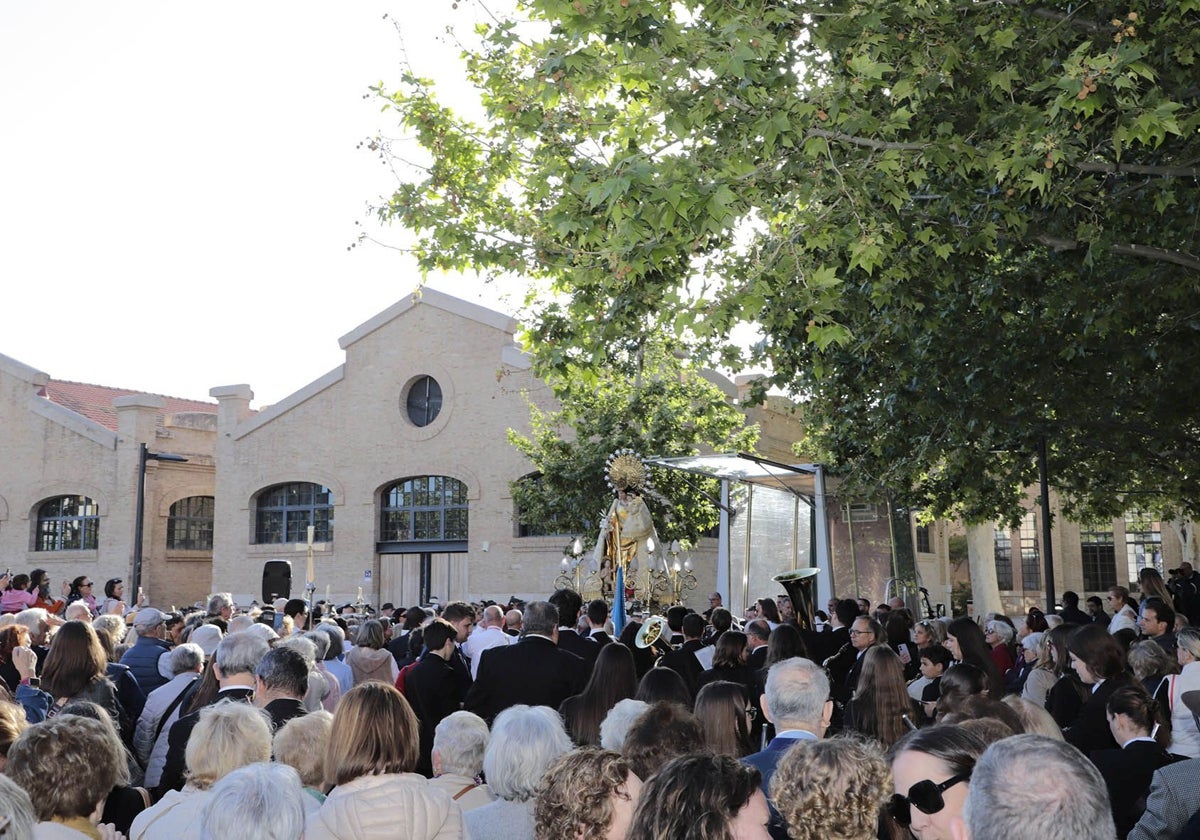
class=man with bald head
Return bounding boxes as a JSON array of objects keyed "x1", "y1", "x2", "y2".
[
  {"x1": 464, "y1": 600, "x2": 584, "y2": 723},
  {"x1": 462, "y1": 603, "x2": 512, "y2": 679}
]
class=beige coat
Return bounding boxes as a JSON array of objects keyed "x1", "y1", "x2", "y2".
[
  {"x1": 305, "y1": 773, "x2": 464, "y2": 840},
  {"x1": 345, "y1": 646, "x2": 398, "y2": 686}
]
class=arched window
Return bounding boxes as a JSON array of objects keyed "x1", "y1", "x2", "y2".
[
  {"x1": 381, "y1": 476, "x2": 468, "y2": 545},
  {"x1": 36, "y1": 495, "x2": 99, "y2": 551},
  {"x1": 255, "y1": 483, "x2": 333, "y2": 545},
  {"x1": 168, "y1": 496, "x2": 215, "y2": 550}
]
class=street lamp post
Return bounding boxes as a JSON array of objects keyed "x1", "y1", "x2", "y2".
[
  {"x1": 132, "y1": 443, "x2": 188, "y2": 597},
  {"x1": 1037, "y1": 435, "x2": 1056, "y2": 615}
]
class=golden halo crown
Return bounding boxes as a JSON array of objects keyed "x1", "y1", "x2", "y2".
[{"x1": 606, "y1": 449, "x2": 649, "y2": 494}]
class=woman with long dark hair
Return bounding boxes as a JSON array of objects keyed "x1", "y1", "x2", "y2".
[
  {"x1": 944, "y1": 618, "x2": 1003, "y2": 698},
  {"x1": 1062, "y1": 623, "x2": 1135, "y2": 754},
  {"x1": 693, "y1": 680, "x2": 754, "y2": 758},
  {"x1": 754, "y1": 598, "x2": 782, "y2": 629},
  {"x1": 696, "y1": 631, "x2": 755, "y2": 695},
  {"x1": 618, "y1": 621, "x2": 656, "y2": 679},
  {"x1": 845, "y1": 647, "x2": 919, "y2": 749},
  {"x1": 559, "y1": 643, "x2": 639, "y2": 745},
  {"x1": 887, "y1": 613, "x2": 920, "y2": 681},
  {"x1": 41, "y1": 620, "x2": 122, "y2": 723},
  {"x1": 635, "y1": 667, "x2": 692, "y2": 709},
  {"x1": 65, "y1": 575, "x2": 98, "y2": 615},
  {"x1": 1044, "y1": 623, "x2": 1087, "y2": 727}
]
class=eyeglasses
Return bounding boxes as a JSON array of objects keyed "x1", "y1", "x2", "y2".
[
  {"x1": 81, "y1": 582, "x2": 93, "y2": 588},
  {"x1": 848, "y1": 629, "x2": 873, "y2": 636},
  {"x1": 888, "y1": 773, "x2": 970, "y2": 827}
]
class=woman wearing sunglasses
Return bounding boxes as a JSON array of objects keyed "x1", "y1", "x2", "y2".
[{"x1": 887, "y1": 726, "x2": 987, "y2": 840}]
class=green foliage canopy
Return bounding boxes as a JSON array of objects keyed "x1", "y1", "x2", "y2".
[
  {"x1": 376, "y1": 0, "x2": 1199, "y2": 523},
  {"x1": 507, "y1": 340, "x2": 759, "y2": 548}
]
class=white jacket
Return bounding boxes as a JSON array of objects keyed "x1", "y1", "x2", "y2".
[
  {"x1": 306, "y1": 773, "x2": 463, "y2": 840},
  {"x1": 128, "y1": 787, "x2": 211, "y2": 840},
  {"x1": 1167, "y1": 661, "x2": 1200, "y2": 758},
  {"x1": 134, "y1": 671, "x2": 199, "y2": 787}
]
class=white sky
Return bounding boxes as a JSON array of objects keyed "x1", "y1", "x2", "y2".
[{"x1": 0, "y1": 1, "x2": 525, "y2": 407}]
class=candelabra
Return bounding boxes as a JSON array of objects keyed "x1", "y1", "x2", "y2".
[
  {"x1": 665, "y1": 540, "x2": 698, "y2": 604},
  {"x1": 641, "y1": 537, "x2": 670, "y2": 607},
  {"x1": 555, "y1": 537, "x2": 587, "y2": 592}
]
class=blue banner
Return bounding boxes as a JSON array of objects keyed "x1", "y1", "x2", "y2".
[{"x1": 613, "y1": 564, "x2": 627, "y2": 638}]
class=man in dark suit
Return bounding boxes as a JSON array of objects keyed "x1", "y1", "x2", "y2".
[
  {"x1": 585, "y1": 600, "x2": 613, "y2": 646},
  {"x1": 665, "y1": 605, "x2": 688, "y2": 647},
  {"x1": 1140, "y1": 597, "x2": 1178, "y2": 657},
  {"x1": 742, "y1": 657, "x2": 831, "y2": 840},
  {"x1": 825, "y1": 614, "x2": 880, "y2": 708},
  {"x1": 549, "y1": 589, "x2": 599, "y2": 674},
  {"x1": 404, "y1": 618, "x2": 463, "y2": 777},
  {"x1": 816, "y1": 598, "x2": 857, "y2": 663},
  {"x1": 464, "y1": 600, "x2": 585, "y2": 723},
  {"x1": 1058, "y1": 590, "x2": 1092, "y2": 625},
  {"x1": 156, "y1": 631, "x2": 270, "y2": 798},
  {"x1": 660, "y1": 613, "x2": 707, "y2": 697},
  {"x1": 253, "y1": 645, "x2": 308, "y2": 732},
  {"x1": 440, "y1": 601, "x2": 477, "y2": 702},
  {"x1": 745, "y1": 619, "x2": 771, "y2": 670}
]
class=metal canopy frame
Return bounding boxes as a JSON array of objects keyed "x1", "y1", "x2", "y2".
[{"x1": 646, "y1": 453, "x2": 833, "y2": 612}]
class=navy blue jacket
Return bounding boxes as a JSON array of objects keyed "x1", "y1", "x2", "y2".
[{"x1": 119, "y1": 636, "x2": 172, "y2": 694}]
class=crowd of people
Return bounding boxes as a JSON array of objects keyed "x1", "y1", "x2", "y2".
[{"x1": 1, "y1": 562, "x2": 1199, "y2": 839}]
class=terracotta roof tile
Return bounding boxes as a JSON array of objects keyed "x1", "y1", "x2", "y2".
[{"x1": 38, "y1": 380, "x2": 217, "y2": 432}]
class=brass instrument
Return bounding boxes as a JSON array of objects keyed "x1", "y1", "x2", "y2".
[
  {"x1": 773, "y1": 568, "x2": 820, "y2": 633},
  {"x1": 635, "y1": 615, "x2": 675, "y2": 658}
]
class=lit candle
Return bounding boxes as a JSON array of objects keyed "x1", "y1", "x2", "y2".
[{"x1": 646, "y1": 537, "x2": 655, "y2": 554}]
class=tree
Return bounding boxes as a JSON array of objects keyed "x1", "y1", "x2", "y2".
[
  {"x1": 508, "y1": 340, "x2": 759, "y2": 550},
  {"x1": 373, "y1": 0, "x2": 1199, "y2": 524}
]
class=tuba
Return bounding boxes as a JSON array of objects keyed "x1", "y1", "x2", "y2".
[
  {"x1": 635, "y1": 615, "x2": 674, "y2": 659},
  {"x1": 773, "y1": 568, "x2": 820, "y2": 633}
]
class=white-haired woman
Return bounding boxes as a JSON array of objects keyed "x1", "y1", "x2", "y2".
[
  {"x1": 274, "y1": 709, "x2": 333, "y2": 813},
  {"x1": 199, "y1": 762, "x2": 306, "y2": 840},
  {"x1": 428, "y1": 711, "x2": 496, "y2": 813},
  {"x1": 1168, "y1": 626, "x2": 1200, "y2": 758},
  {"x1": 1020, "y1": 631, "x2": 1056, "y2": 709},
  {"x1": 984, "y1": 619, "x2": 1016, "y2": 680},
  {"x1": 128, "y1": 700, "x2": 273, "y2": 840},
  {"x1": 135, "y1": 642, "x2": 205, "y2": 787},
  {"x1": 463, "y1": 705, "x2": 573, "y2": 840}
]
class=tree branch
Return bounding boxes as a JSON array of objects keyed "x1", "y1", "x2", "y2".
[
  {"x1": 1077, "y1": 162, "x2": 1200, "y2": 177},
  {"x1": 806, "y1": 129, "x2": 926, "y2": 152},
  {"x1": 991, "y1": 0, "x2": 1105, "y2": 32},
  {"x1": 1037, "y1": 235, "x2": 1200, "y2": 272}
]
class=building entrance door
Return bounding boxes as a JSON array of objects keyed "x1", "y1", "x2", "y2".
[{"x1": 379, "y1": 552, "x2": 467, "y2": 607}]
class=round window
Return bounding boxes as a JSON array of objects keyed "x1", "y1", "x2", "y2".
[{"x1": 405, "y1": 376, "x2": 443, "y2": 427}]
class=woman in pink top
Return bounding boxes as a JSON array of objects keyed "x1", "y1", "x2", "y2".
[{"x1": 1, "y1": 574, "x2": 38, "y2": 613}]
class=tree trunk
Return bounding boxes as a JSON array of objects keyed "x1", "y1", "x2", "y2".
[
  {"x1": 1170, "y1": 519, "x2": 1198, "y2": 566},
  {"x1": 965, "y1": 521, "x2": 1001, "y2": 618}
]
